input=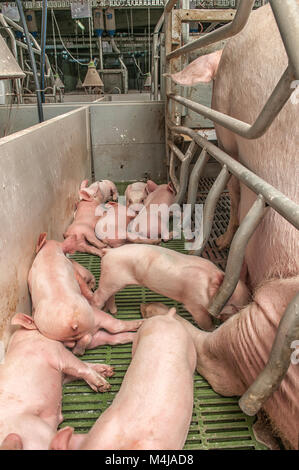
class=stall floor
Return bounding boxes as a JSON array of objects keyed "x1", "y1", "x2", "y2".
[{"x1": 60, "y1": 179, "x2": 267, "y2": 450}]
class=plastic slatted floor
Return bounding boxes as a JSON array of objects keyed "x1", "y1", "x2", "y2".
[{"x1": 60, "y1": 180, "x2": 267, "y2": 450}]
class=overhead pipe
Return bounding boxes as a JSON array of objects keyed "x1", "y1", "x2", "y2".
[
  {"x1": 16, "y1": 0, "x2": 44, "y2": 122},
  {"x1": 40, "y1": 0, "x2": 48, "y2": 103},
  {"x1": 151, "y1": 12, "x2": 164, "y2": 100},
  {"x1": 110, "y1": 38, "x2": 128, "y2": 94}
]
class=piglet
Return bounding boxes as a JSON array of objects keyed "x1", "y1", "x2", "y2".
[
  {"x1": 29, "y1": 233, "x2": 142, "y2": 351},
  {"x1": 50, "y1": 308, "x2": 196, "y2": 450},
  {"x1": 63, "y1": 179, "x2": 117, "y2": 258},
  {"x1": 128, "y1": 182, "x2": 176, "y2": 241},
  {"x1": 0, "y1": 317, "x2": 113, "y2": 450},
  {"x1": 70, "y1": 260, "x2": 96, "y2": 302},
  {"x1": 95, "y1": 202, "x2": 137, "y2": 248},
  {"x1": 92, "y1": 244, "x2": 249, "y2": 331},
  {"x1": 124, "y1": 180, "x2": 157, "y2": 208},
  {"x1": 95, "y1": 202, "x2": 161, "y2": 248}
]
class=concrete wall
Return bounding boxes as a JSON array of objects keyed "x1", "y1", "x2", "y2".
[
  {"x1": 0, "y1": 106, "x2": 91, "y2": 345},
  {"x1": 90, "y1": 102, "x2": 166, "y2": 182}
]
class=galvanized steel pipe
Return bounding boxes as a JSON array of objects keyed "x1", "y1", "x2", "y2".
[
  {"x1": 239, "y1": 291, "x2": 299, "y2": 416},
  {"x1": 270, "y1": 0, "x2": 299, "y2": 79},
  {"x1": 169, "y1": 125, "x2": 299, "y2": 230},
  {"x1": 175, "y1": 140, "x2": 198, "y2": 205},
  {"x1": 194, "y1": 165, "x2": 231, "y2": 257},
  {"x1": 208, "y1": 195, "x2": 268, "y2": 317},
  {"x1": 187, "y1": 147, "x2": 209, "y2": 215},
  {"x1": 168, "y1": 65, "x2": 295, "y2": 140}
]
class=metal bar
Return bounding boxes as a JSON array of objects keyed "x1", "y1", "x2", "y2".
[
  {"x1": 169, "y1": 125, "x2": 299, "y2": 230},
  {"x1": 0, "y1": 14, "x2": 23, "y2": 104},
  {"x1": 175, "y1": 140, "x2": 198, "y2": 205},
  {"x1": 239, "y1": 291, "x2": 299, "y2": 416},
  {"x1": 177, "y1": 9, "x2": 235, "y2": 22},
  {"x1": 194, "y1": 165, "x2": 231, "y2": 256},
  {"x1": 168, "y1": 141, "x2": 186, "y2": 162},
  {"x1": 208, "y1": 196, "x2": 268, "y2": 317},
  {"x1": 187, "y1": 147, "x2": 209, "y2": 215},
  {"x1": 270, "y1": 0, "x2": 299, "y2": 79},
  {"x1": 152, "y1": 12, "x2": 164, "y2": 100},
  {"x1": 165, "y1": 6, "x2": 174, "y2": 177},
  {"x1": 16, "y1": 0, "x2": 44, "y2": 123},
  {"x1": 169, "y1": 150, "x2": 180, "y2": 192},
  {"x1": 165, "y1": 0, "x2": 178, "y2": 13},
  {"x1": 166, "y1": 0, "x2": 255, "y2": 60},
  {"x1": 15, "y1": 40, "x2": 41, "y2": 56},
  {"x1": 40, "y1": 0, "x2": 48, "y2": 103},
  {"x1": 169, "y1": 65, "x2": 295, "y2": 140}
]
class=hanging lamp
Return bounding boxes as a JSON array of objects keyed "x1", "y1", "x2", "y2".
[
  {"x1": 82, "y1": 60, "x2": 104, "y2": 90},
  {"x1": 82, "y1": 17, "x2": 103, "y2": 93}
]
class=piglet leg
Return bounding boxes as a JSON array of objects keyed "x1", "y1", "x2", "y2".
[
  {"x1": 64, "y1": 363, "x2": 114, "y2": 384},
  {"x1": 59, "y1": 343, "x2": 111, "y2": 391},
  {"x1": 87, "y1": 330, "x2": 137, "y2": 349},
  {"x1": 73, "y1": 271, "x2": 94, "y2": 302},
  {"x1": 93, "y1": 308, "x2": 143, "y2": 333}
]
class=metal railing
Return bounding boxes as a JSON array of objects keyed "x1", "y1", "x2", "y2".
[
  {"x1": 0, "y1": 13, "x2": 60, "y2": 104},
  {"x1": 164, "y1": 0, "x2": 299, "y2": 417}
]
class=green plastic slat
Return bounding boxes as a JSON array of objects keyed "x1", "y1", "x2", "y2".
[{"x1": 60, "y1": 182, "x2": 267, "y2": 451}]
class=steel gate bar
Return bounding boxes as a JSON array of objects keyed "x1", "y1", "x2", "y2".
[
  {"x1": 169, "y1": 125, "x2": 299, "y2": 230},
  {"x1": 168, "y1": 65, "x2": 295, "y2": 139},
  {"x1": 194, "y1": 165, "x2": 231, "y2": 257},
  {"x1": 208, "y1": 196, "x2": 268, "y2": 317},
  {"x1": 187, "y1": 147, "x2": 209, "y2": 214},
  {"x1": 270, "y1": 0, "x2": 299, "y2": 79},
  {"x1": 239, "y1": 291, "x2": 299, "y2": 416},
  {"x1": 175, "y1": 140, "x2": 198, "y2": 205},
  {"x1": 164, "y1": 0, "x2": 299, "y2": 424}
]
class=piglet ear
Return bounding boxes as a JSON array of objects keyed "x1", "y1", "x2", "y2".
[
  {"x1": 49, "y1": 427, "x2": 74, "y2": 451},
  {"x1": 36, "y1": 232, "x2": 47, "y2": 254},
  {"x1": 0, "y1": 434, "x2": 23, "y2": 450},
  {"x1": 146, "y1": 180, "x2": 158, "y2": 194},
  {"x1": 11, "y1": 313, "x2": 36, "y2": 330},
  {"x1": 79, "y1": 189, "x2": 93, "y2": 202},
  {"x1": 80, "y1": 179, "x2": 89, "y2": 190},
  {"x1": 167, "y1": 182, "x2": 175, "y2": 194}
]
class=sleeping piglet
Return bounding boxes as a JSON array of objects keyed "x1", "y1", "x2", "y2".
[
  {"x1": 0, "y1": 317, "x2": 113, "y2": 450},
  {"x1": 50, "y1": 308, "x2": 196, "y2": 450},
  {"x1": 28, "y1": 233, "x2": 142, "y2": 353}
]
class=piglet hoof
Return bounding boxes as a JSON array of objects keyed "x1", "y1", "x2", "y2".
[
  {"x1": 87, "y1": 363, "x2": 114, "y2": 378},
  {"x1": 87, "y1": 368, "x2": 111, "y2": 393}
]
